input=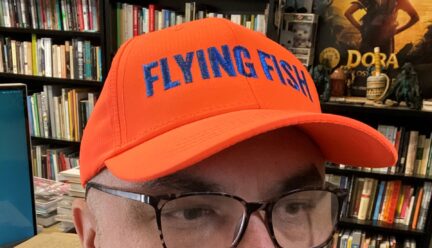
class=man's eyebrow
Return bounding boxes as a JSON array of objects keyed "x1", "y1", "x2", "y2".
[
  {"x1": 272, "y1": 164, "x2": 324, "y2": 195},
  {"x1": 137, "y1": 172, "x2": 223, "y2": 193}
]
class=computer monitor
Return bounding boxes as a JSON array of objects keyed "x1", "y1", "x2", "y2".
[{"x1": 0, "y1": 84, "x2": 37, "y2": 247}]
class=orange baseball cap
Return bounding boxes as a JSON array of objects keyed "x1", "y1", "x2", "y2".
[{"x1": 79, "y1": 18, "x2": 397, "y2": 186}]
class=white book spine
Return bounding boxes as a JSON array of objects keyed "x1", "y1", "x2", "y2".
[
  {"x1": 36, "y1": 146, "x2": 42, "y2": 177},
  {"x1": 69, "y1": 45, "x2": 74, "y2": 79},
  {"x1": 53, "y1": 96, "x2": 61, "y2": 139},
  {"x1": 143, "y1": 8, "x2": 149, "y2": 33},
  {"x1": 64, "y1": 99, "x2": 70, "y2": 140},
  {"x1": 45, "y1": 38, "x2": 53, "y2": 77},
  {"x1": 29, "y1": 0, "x2": 37, "y2": 29},
  {"x1": 77, "y1": 41, "x2": 83, "y2": 79},
  {"x1": 11, "y1": 40, "x2": 18, "y2": 73},
  {"x1": 55, "y1": 46, "x2": 63, "y2": 78},
  {"x1": 20, "y1": 0, "x2": 27, "y2": 28},
  {"x1": 3, "y1": 0, "x2": 10, "y2": 27},
  {"x1": 82, "y1": 0, "x2": 89, "y2": 31},
  {"x1": 30, "y1": 96, "x2": 39, "y2": 137},
  {"x1": 23, "y1": 42, "x2": 29, "y2": 75}
]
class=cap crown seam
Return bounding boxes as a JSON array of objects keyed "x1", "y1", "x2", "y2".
[
  {"x1": 224, "y1": 20, "x2": 263, "y2": 109},
  {"x1": 117, "y1": 38, "x2": 135, "y2": 147}
]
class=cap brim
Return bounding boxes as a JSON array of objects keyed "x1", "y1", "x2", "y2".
[{"x1": 105, "y1": 109, "x2": 398, "y2": 182}]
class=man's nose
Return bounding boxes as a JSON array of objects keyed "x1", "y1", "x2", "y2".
[{"x1": 237, "y1": 213, "x2": 275, "y2": 248}]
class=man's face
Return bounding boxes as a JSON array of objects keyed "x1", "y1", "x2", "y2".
[{"x1": 74, "y1": 128, "x2": 326, "y2": 248}]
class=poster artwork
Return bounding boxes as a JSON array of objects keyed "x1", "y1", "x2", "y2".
[{"x1": 314, "y1": 0, "x2": 432, "y2": 97}]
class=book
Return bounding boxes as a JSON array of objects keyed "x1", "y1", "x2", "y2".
[
  {"x1": 357, "y1": 178, "x2": 374, "y2": 220},
  {"x1": 405, "y1": 131, "x2": 419, "y2": 175}
]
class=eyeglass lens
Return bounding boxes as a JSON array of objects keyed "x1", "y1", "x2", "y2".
[{"x1": 159, "y1": 191, "x2": 338, "y2": 248}]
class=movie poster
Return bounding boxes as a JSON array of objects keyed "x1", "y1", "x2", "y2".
[{"x1": 314, "y1": 0, "x2": 432, "y2": 97}]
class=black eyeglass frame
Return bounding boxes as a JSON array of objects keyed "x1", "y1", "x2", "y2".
[{"x1": 85, "y1": 182, "x2": 347, "y2": 248}]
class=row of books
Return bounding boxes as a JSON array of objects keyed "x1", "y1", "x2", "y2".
[
  {"x1": 116, "y1": 2, "x2": 267, "y2": 46},
  {"x1": 338, "y1": 125, "x2": 432, "y2": 177},
  {"x1": 0, "y1": 0, "x2": 99, "y2": 31},
  {"x1": 376, "y1": 126, "x2": 432, "y2": 176},
  {"x1": 327, "y1": 174, "x2": 432, "y2": 230},
  {"x1": 57, "y1": 167, "x2": 84, "y2": 232},
  {"x1": 0, "y1": 36, "x2": 103, "y2": 81},
  {"x1": 31, "y1": 145, "x2": 79, "y2": 181},
  {"x1": 27, "y1": 86, "x2": 98, "y2": 141},
  {"x1": 331, "y1": 230, "x2": 416, "y2": 248}
]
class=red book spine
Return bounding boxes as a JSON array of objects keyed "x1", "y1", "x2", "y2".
[
  {"x1": 59, "y1": 152, "x2": 66, "y2": 171},
  {"x1": 40, "y1": 0, "x2": 46, "y2": 29},
  {"x1": 400, "y1": 187, "x2": 412, "y2": 219},
  {"x1": 77, "y1": 0, "x2": 84, "y2": 31},
  {"x1": 387, "y1": 181, "x2": 401, "y2": 224},
  {"x1": 46, "y1": 152, "x2": 51, "y2": 180},
  {"x1": 133, "y1": 5, "x2": 138, "y2": 36},
  {"x1": 149, "y1": 4, "x2": 155, "y2": 32}
]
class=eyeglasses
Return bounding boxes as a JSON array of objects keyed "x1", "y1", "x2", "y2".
[{"x1": 86, "y1": 182, "x2": 346, "y2": 248}]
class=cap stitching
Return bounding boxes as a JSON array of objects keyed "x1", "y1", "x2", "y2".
[
  {"x1": 114, "y1": 39, "x2": 134, "y2": 147},
  {"x1": 223, "y1": 20, "x2": 262, "y2": 109}
]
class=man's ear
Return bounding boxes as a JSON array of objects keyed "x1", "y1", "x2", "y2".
[{"x1": 73, "y1": 198, "x2": 96, "y2": 248}]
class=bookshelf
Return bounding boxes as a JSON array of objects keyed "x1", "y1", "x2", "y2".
[
  {"x1": 0, "y1": 0, "x2": 108, "y2": 184},
  {"x1": 323, "y1": 103, "x2": 432, "y2": 248},
  {"x1": 103, "y1": 0, "x2": 278, "y2": 65},
  {"x1": 31, "y1": 136, "x2": 81, "y2": 147}
]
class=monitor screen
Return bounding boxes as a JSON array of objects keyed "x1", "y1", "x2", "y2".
[{"x1": 0, "y1": 84, "x2": 36, "y2": 246}]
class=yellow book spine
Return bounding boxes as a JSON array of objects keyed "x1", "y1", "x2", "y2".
[{"x1": 31, "y1": 34, "x2": 38, "y2": 75}]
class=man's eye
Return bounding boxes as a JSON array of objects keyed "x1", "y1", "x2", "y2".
[
  {"x1": 165, "y1": 207, "x2": 215, "y2": 221},
  {"x1": 283, "y1": 202, "x2": 314, "y2": 215},
  {"x1": 182, "y1": 208, "x2": 213, "y2": 220}
]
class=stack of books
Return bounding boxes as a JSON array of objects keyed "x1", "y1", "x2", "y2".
[
  {"x1": 331, "y1": 229, "x2": 416, "y2": 248},
  {"x1": 27, "y1": 86, "x2": 98, "y2": 141},
  {"x1": 56, "y1": 167, "x2": 84, "y2": 232},
  {"x1": 327, "y1": 175, "x2": 432, "y2": 230},
  {"x1": 0, "y1": 36, "x2": 103, "y2": 81},
  {"x1": 33, "y1": 177, "x2": 68, "y2": 228},
  {"x1": 116, "y1": 2, "x2": 267, "y2": 46},
  {"x1": 31, "y1": 145, "x2": 79, "y2": 180}
]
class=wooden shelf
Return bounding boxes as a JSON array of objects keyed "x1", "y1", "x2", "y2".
[
  {"x1": 338, "y1": 218, "x2": 425, "y2": 237},
  {"x1": 0, "y1": 73, "x2": 102, "y2": 88},
  {"x1": 326, "y1": 166, "x2": 432, "y2": 184},
  {"x1": 31, "y1": 136, "x2": 81, "y2": 146},
  {"x1": 0, "y1": 27, "x2": 101, "y2": 39},
  {"x1": 321, "y1": 102, "x2": 432, "y2": 131}
]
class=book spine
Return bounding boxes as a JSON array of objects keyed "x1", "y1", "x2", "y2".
[
  {"x1": 411, "y1": 188, "x2": 424, "y2": 229},
  {"x1": 406, "y1": 131, "x2": 419, "y2": 175},
  {"x1": 87, "y1": 0, "x2": 92, "y2": 30},
  {"x1": 76, "y1": 0, "x2": 83, "y2": 31},
  {"x1": 357, "y1": 178, "x2": 373, "y2": 220},
  {"x1": 83, "y1": 40, "x2": 91, "y2": 79},
  {"x1": 132, "y1": 5, "x2": 138, "y2": 36},
  {"x1": 373, "y1": 181, "x2": 385, "y2": 221},
  {"x1": 148, "y1": 4, "x2": 154, "y2": 32},
  {"x1": 81, "y1": 0, "x2": 88, "y2": 30},
  {"x1": 417, "y1": 183, "x2": 431, "y2": 230}
]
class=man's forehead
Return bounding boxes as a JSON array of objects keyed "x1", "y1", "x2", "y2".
[{"x1": 92, "y1": 163, "x2": 323, "y2": 196}]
